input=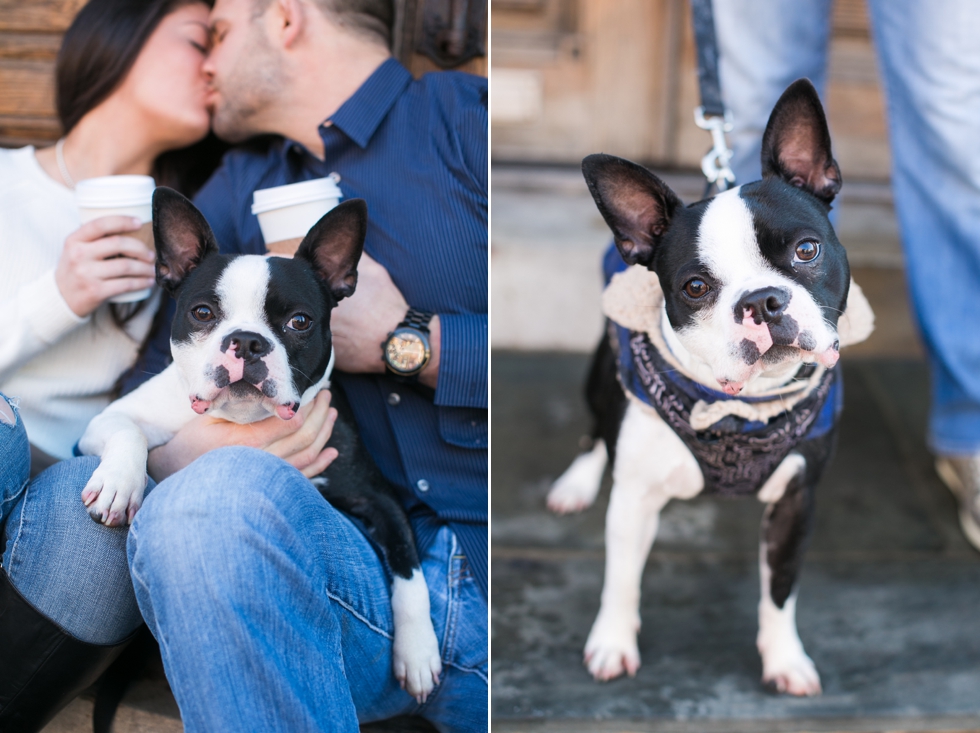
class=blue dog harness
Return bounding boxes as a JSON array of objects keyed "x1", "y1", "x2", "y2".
[{"x1": 612, "y1": 321, "x2": 842, "y2": 497}]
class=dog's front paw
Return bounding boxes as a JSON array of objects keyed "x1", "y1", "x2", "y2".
[
  {"x1": 584, "y1": 611, "x2": 640, "y2": 681},
  {"x1": 759, "y1": 642, "x2": 821, "y2": 696},
  {"x1": 393, "y1": 621, "x2": 443, "y2": 704},
  {"x1": 81, "y1": 464, "x2": 145, "y2": 527}
]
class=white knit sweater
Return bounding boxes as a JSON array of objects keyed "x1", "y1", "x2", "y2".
[{"x1": 0, "y1": 146, "x2": 157, "y2": 459}]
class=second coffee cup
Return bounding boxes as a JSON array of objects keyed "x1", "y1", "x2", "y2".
[
  {"x1": 251, "y1": 177, "x2": 343, "y2": 256},
  {"x1": 75, "y1": 175, "x2": 156, "y2": 303}
]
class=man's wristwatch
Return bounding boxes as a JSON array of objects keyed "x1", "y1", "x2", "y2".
[{"x1": 382, "y1": 307, "x2": 434, "y2": 380}]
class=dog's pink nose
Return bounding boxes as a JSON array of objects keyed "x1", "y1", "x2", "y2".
[{"x1": 740, "y1": 311, "x2": 774, "y2": 355}]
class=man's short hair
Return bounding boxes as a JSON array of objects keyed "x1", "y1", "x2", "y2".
[{"x1": 256, "y1": 0, "x2": 393, "y2": 49}]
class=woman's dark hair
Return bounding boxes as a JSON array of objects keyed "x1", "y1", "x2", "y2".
[{"x1": 56, "y1": 0, "x2": 228, "y2": 198}]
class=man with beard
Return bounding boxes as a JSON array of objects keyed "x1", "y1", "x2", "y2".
[{"x1": 122, "y1": 0, "x2": 487, "y2": 730}]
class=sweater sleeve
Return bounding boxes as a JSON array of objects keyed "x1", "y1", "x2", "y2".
[{"x1": 0, "y1": 268, "x2": 87, "y2": 383}]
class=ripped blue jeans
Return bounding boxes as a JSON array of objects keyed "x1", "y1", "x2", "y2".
[
  {"x1": 0, "y1": 393, "x2": 29, "y2": 526},
  {"x1": 128, "y1": 446, "x2": 487, "y2": 733},
  {"x1": 1, "y1": 391, "x2": 148, "y2": 645}
]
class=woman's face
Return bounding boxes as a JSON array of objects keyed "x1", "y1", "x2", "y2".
[{"x1": 118, "y1": 2, "x2": 212, "y2": 150}]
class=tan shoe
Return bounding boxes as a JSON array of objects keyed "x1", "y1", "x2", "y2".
[{"x1": 935, "y1": 455, "x2": 980, "y2": 552}]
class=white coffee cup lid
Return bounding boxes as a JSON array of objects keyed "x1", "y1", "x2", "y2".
[
  {"x1": 251, "y1": 177, "x2": 343, "y2": 215},
  {"x1": 75, "y1": 175, "x2": 156, "y2": 208}
]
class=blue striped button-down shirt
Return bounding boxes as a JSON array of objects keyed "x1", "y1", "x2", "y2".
[{"x1": 133, "y1": 58, "x2": 488, "y2": 596}]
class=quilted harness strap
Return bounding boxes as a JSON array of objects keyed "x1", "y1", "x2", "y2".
[{"x1": 614, "y1": 322, "x2": 841, "y2": 497}]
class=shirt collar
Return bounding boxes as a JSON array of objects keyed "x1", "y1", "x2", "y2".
[{"x1": 320, "y1": 57, "x2": 412, "y2": 150}]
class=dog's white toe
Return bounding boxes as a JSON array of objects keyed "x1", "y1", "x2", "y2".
[
  {"x1": 584, "y1": 612, "x2": 640, "y2": 681},
  {"x1": 761, "y1": 651, "x2": 822, "y2": 696},
  {"x1": 758, "y1": 627, "x2": 822, "y2": 697},
  {"x1": 393, "y1": 631, "x2": 442, "y2": 704},
  {"x1": 82, "y1": 466, "x2": 143, "y2": 527}
]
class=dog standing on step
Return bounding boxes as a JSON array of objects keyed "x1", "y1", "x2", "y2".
[
  {"x1": 547, "y1": 80, "x2": 873, "y2": 696},
  {"x1": 77, "y1": 189, "x2": 442, "y2": 702}
]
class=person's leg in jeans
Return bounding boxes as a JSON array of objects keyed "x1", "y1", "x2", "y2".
[
  {"x1": 128, "y1": 446, "x2": 487, "y2": 733},
  {"x1": 1, "y1": 393, "x2": 149, "y2": 729},
  {"x1": 713, "y1": 0, "x2": 834, "y2": 185},
  {"x1": 866, "y1": 0, "x2": 980, "y2": 548},
  {"x1": 0, "y1": 393, "x2": 30, "y2": 527}
]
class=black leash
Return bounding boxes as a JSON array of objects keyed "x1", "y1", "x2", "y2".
[{"x1": 690, "y1": 0, "x2": 736, "y2": 197}]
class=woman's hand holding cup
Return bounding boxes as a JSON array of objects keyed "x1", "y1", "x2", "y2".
[{"x1": 55, "y1": 215, "x2": 157, "y2": 318}]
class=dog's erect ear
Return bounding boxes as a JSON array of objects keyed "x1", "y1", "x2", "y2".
[
  {"x1": 152, "y1": 187, "x2": 219, "y2": 294},
  {"x1": 582, "y1": 154, "x2": 682, "y2": 268},
  {"x1": 761, "y1": 78, "x2": 842, "y2": 204},
  {"x1": 295, "y1": 198, "x2": 367, "y2": 302}
]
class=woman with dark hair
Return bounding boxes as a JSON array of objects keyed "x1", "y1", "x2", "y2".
[{"x1": 0, "y1": 0, "x2": 219, "y2": 727}]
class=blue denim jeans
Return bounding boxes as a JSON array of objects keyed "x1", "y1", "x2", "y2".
[
  {"x1": 714, "y1": 0, "x2": 980, "y2": 454},
  {"x1": 128, "y1": 446, "x2": 487, "y2": 733},
  {"x1": 0, "y1": 394, "x2": 30, "y2": 527},
  {"x1": 1, "y1": 393, "x2": 144, "y2": 645}
]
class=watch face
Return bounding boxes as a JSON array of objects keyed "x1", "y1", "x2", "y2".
[{"x1": 385, "y1": 329, "x2": 429, "y2": 373}]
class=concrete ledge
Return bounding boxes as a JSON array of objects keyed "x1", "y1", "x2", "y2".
[{"x1": 492, "y1": 716, "x2": 980, "y2": 733}]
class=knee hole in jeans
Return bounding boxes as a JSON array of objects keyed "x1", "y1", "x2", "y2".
[{"x1": 0, "y1": 399, "x2": 16, "y2": 427}]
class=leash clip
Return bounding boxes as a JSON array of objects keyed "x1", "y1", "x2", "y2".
[{"x1": 694, "y1": 106, "x2": 736, "y2": 194}]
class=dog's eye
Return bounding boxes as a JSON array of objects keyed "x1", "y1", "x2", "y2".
[
  {"x1": 191, "y1": 306, "x2": 215, "y2": 322},
  {"x1": 683, "y1": 278, "x2": 710, "y2": 299},
  {"x1": 795, "y1": 240, "x2": 820, "y2": 262},
  {"x1": 287, "y1": 314, "x2": 312, "y2": 332}
]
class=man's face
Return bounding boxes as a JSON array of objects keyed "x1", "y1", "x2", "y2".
[{"x1": 204, "y1": 0, "x2": 286, "y2": 142}]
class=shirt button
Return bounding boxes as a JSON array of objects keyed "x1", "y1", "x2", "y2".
[
  {"x1": 387, "y1": 392, "x2": 401, "y2": 406},
  {"x1": 417, "y1": 479, "x2": 430, "y2": 492}
]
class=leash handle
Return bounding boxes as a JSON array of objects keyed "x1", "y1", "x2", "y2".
[
  {"x1": 690, "y1": 0, "x2": 736, "y2": 194},
  {"x1": 691, "y1": 0, "x2": 725, "y2": 118}
]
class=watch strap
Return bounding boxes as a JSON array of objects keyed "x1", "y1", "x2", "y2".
[{"x1": 398, "y1": 307, "x2": 433, "y2": 333}]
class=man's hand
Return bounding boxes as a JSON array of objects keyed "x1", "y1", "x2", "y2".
[
  {"x1": 147, "y1": 390, "x2": 338, "y2": 482},
  {"x1": 331, "y1": 253, "x2": 440, "y2": 388}
]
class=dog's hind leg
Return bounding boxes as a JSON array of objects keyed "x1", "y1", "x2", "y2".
[
  {"x1": 320, "y1": 491, "x2": 442, "y2": 704},
  {"x1": 756, "y1": 451, "x2": 822, "y2": 696},
  {"x1": 548, "y1": 332, "x2": 626, "y2": 514},
  {"x1": 584, "y1": 402, "x2": 702, "y2": 681}
]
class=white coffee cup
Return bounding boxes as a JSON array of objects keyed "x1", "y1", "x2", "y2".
[
  {"x1": 251, "y1": 176, "x2": 343, "y2": 256},
  {"x1": 75, "y1": 175, "x2": 156, "y2": 303}
]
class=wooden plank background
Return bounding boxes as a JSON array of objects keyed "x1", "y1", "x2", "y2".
[
  {"x1": 491, "y1": 0, "x2": 891, "y2": 180},
  {"x1": 0, "y1": 0, "x2": 86, "y2": 147},
  {"x1": 0, "y1": 0, "x2": 486, "y2": 149}
]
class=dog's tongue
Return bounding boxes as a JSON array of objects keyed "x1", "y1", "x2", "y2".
[
  {"x1": 718, "y1": 380, "x2": 744, "y2": 396},
  {"x1": 190, "y1": 396, "x2": 212, "y2": 414},
  {"x1": 741, "y1": 309, "x2": 774, "y2": 354},
  {"x1": 276, "y1": 402, "x2": 300, "y2": 420}
]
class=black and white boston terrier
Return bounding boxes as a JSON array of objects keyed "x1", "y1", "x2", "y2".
[
  {"x1": 547, "y1": 80, "x2": 873, "y2": 696},
  {"x1": 77, "y1": 189, "x2": 442, "y2": 702}
]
